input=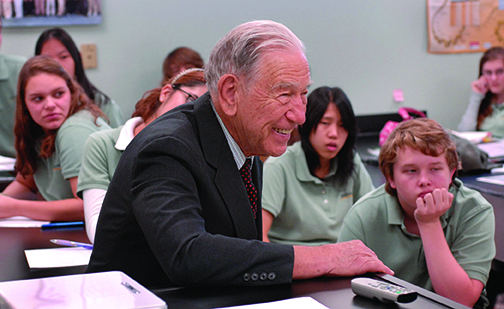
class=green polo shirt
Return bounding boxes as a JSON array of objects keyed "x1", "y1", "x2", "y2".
[
  {"x1": 95, "y1": 92, "x2": 124, "y2": 128},
  {"x1": 339, "y1": 180, "x2": 495, "y2": 296},
  {"x1": 34, "y1": 110, "x2": 111, "y2": 201},
  {"x1": 480, "y1": 102, "x2": 504, "y2": 138},
  {"x1": 77, "y1": 126, "x2": 123, "y2": 196},
  {"x1": 262, "y1": 142, "x2": 374, "y2": 246},
  {"x1": 77, "y1": 117, "x2": 143, "y2": 197},
  {"x1": 0, "y1": 54, "x2": 26, "y2": 158}
]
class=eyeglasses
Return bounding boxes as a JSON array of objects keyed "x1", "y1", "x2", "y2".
[{"x1": 172, "y1": 85, "x2": 199, "y2": 103}]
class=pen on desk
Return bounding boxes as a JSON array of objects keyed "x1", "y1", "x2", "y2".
[
  {"x1": 41, "y1": 221, "x2": 84, "y2": 229},
  {"x1": 50, "y1": 239, "x2": 93, "y2": 250}
]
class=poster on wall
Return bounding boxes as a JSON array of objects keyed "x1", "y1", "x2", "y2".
[
  {"x1": 1, "y1": 0, "x2": 101, "y2": 28},
  {"x1": 427, "y1": 0, "x2": 504, "y2": 54}
]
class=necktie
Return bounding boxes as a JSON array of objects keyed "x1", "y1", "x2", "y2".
[{"x1": 240, "y1": 158, "x2": 258, "y2": 218}]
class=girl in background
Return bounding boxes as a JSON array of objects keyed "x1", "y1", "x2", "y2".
[
  {"x1": 262, "y1": 86, "x2": 374, "y2": 245},
  {"x1": 458, "y1": 47, "x2": 504, "y2": 137},
  {"x1": 162, "y1": 46, "x2": 204, "y2": 82},
  {"x1": 35, "y1": 28, "x2": 124, "y2": 127},
  {"x1": 0, "y1": 56, "x2": 110, "y2": 221},
  {"x1": 77, "y1": 68, "x2": 207, "y2": 242}
]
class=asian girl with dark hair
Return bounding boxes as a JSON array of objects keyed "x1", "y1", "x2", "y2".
[
  {"x1": 35, "y1": 27, "x2": 124, "y2": 127},
  {"x1": 261, "y1": 86, "x2": 374, "y2": 245}
]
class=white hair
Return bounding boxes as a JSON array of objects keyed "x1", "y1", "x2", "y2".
[{"x1": 204, "y1": 20, "x2": 305, "y2": 95}]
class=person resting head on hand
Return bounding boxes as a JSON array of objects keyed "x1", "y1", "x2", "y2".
[
  {"x1": 339, "y1": 118, "x2": 495, "y2": 308},
  {"x1": 458, "y1": 46, "x2": 504, "y2": 137}
]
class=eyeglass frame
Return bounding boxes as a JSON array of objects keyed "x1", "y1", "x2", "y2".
[{"x1": 172, "y1": 84, "x2": 199, "y2": 103}]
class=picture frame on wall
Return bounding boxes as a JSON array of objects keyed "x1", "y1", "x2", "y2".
[{"x1": 1, "y1": 0, "x2": 101, "y2": 28}]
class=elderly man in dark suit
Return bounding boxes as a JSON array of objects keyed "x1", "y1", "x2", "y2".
[{"x1": 87, "y1": 20, "x2": 392, "y2": 288}]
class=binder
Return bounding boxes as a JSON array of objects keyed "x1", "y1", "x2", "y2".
[{"x1": 0, "y1": 271, "x2": 167, "y2": 309}]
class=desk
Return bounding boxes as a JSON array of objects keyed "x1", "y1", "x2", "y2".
[
  {"x1": 0, "y1": 132, "x2": 482, "y2": 308},
  {"x1": 153, "y1": 274, "x2": 468, "y2": 309},
  {"x1": 456, "y1": 174, "x2": 504, "y2": 268},
  {"x1": 0, "y1": 228, "x2": 468, "y2": 308},
  {"x1": 0, "y1": 227, "x2": 89, "y2": 282}
]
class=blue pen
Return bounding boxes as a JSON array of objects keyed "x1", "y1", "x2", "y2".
[
  {"x1": 50, "y1": 239, "x2": 93, "y2": 250},
  {"x1": 41, "y1": 221, "x2": 84, "y2": 229}
]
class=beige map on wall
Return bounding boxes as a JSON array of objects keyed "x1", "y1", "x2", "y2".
[{"x1": 428, "y1": 0, "x2": 504, "y2": 53}]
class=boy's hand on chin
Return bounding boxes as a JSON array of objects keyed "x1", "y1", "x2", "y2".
[{"x1": 414, "y1": 188, "x2": 454, "y2": 224}]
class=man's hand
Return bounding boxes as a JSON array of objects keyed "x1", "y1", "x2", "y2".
[
  {"x1": 414, "y1": 188, "x2": 453, "y2": 224},
  {"x1": 293, "y1": 240, "x2": 393, "y2": 279},
  {"x1": 322, "y1": 240, "x2": 394, "y2": 276}
]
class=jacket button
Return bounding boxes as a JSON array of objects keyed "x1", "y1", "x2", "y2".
[
  {"x1": 260, "y1": 272, "x2": 268, "y2": 281},
  {"x1": 243, "y1": 273, "x2": 251, "y2": 282},
  {"x1": 251, "y1": 273, "x2": 259, "y2": 281},
  {"x1": 268, "y1": 272, "x2": 276, "y2": 280}
]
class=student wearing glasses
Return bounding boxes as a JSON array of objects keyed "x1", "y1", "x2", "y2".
[
  {"x1": 458, "y1": 47, "x2": 504, "y2": 137},
  {"x1": 77, "y1": 68, "x2": 206, "y2": 243}
]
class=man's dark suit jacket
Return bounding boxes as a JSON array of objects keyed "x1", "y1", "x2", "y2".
[{"x1": 87, "y1": 93, "x2": 294, "y2": 288}]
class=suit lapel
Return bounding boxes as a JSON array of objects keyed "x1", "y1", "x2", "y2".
[{"x1": 194, "y1": 94, "x2": 258, "y2": 240}]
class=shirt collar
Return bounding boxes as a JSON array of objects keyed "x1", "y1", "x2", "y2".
[
  {"x1": 293, "y1": 142, "x2": 337, "y2": 182},
  {"x1": 493, "y1": 102, "x2": 504, "y2": 111},
  {"x1": 210, "y1": 102, "x2": 252, "y2": 170},
  {"x1": 115, "y1": 117, "x2": 143, "y2": 150}
]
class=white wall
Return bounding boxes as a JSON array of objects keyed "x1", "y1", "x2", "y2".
[{"x1": 1, "y1": 0, "x2": 482, "y2": 130}]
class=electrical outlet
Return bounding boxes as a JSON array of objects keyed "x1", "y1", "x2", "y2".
[{"x1": 81, "y1": 43, "x2": 97, "y2": 69}]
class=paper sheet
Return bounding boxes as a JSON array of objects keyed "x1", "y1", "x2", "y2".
[
  {"x1": 24, "y1": 247, "x2": 92, "y2": 268},
  {"x1": 450, "y1": 131, "x2": 492, "y2": 144},
  {"x1": 0, "y1": 216, "x2": 50, "y2": 228},
  {"x1": 393, "y1": 89, "x2": 404, "y2": 102},
  {"x1": 0, "y1": 271, "x2": 167, "y2": 309},
  {"x1": 0, "y1": 155, "x2": 15, "y2": 172},
  {"x1": 477, "y1": 174, "x2": 504, "y2": 186},
  {"x1": 367, "y1": 148, "x2": 380, "y2": 157},
  {"x1": 215, "y1": 297, "x2": 329, "y2": 309},
  {"x1": 477, "y1": 139, "x2": 504, "y2": 158}
]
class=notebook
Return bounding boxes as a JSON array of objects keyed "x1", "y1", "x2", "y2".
[
  {"x1": 0, "y1": 271, "x2": 167, "y2": 309},
  {"x1": 477, "y1": 139, "x2": 504, "y2": 162}
]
